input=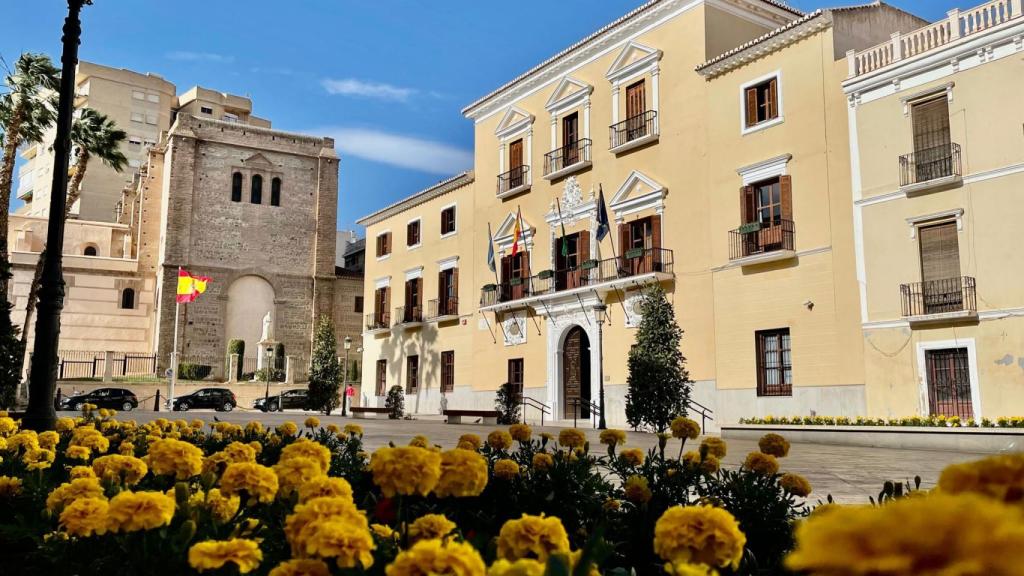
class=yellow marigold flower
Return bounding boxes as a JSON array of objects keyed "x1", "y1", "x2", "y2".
[
  {"x1": 938, "y1": 453, "x2": 1024, "y2": 504},
  {"x1": 699, "y1": 455, "x2": 720, "y2": 475},
  {"x1": 188, "y1": 538, "x2": 263, "y2": 574},
  {"x1": 118, "y1": 442, "x2": 135, "y2": 456},
  {"x1": 603, "y1": 499, "x2": 622, "y2": 511},
  {"x1": 386, "y1": 539, "x2": 484, "y2": 576},
  {"x1": 269, "y1": 559, "x2": 332, "y2": 576},
  {"x1": 458, "y1": 433, "x2": 482, "y2": 449},
  {"x1": 298, "y1": 476, "x2": 354, "y2": 503},
  {"x1": 249, "y1": 441, "x2": 263, "y2": 455},
  {"x1": 786, "y1": 493, "x2": 1024, "y2": 576},
  {"x1": 202, "y1": 488, "x2": 241, "y2": 522},
  {"x1": 8, "y1": 430, "x2": 39, "y2": 452},
  {"x1": 304, "y1": 417, "x2": 321, "y2": 429},
  {"x1": 682, "y1": 451, "x2": 701, "y2": 467},
  {"x1": 599, "y1": 429, "x2": 627, "y2": 447},
  {"x1": 24, "y1": 447, "x2": 56, "y2": 470},
  {"x1": 70, "y1": 427, "x2": 109, "y2": 454},
  {"x1": 487, "y1": 558, "x2": 547, "y2": 576},
  {"x1": 38, "y1": 430, "x2": 59, "y2": 450},
  {"x1": 280, "y1": 438, "x2": 332, "y2": 472},
  {"x1": 409, "y1": 434, "x2": 430, "y2": 448},
  {"x1": 509, "y1": 424, "x2": 532, "y2": 442},
  {"x1": 277, "y1": 422, "x2": 299, "y2": 437},
  {"x1": 409, "y1": 513, "x2": 457, "y2": 543},
  {"x1": 55, "y1": 417, "x2": 76, "y2": 432},
  {"x1": 699, "y1": 437, "x2": 727, "y2": 459},
  {"x1": 671, "y1": 417, "x2": 701, "y2": 440},
  {"x1": 624, "y1": 475, "x2": 652, "y2": 504},
  {"x1": 284, "y1": 496, "x2": 368, "y2": 556},
  {"x1": 106, "y1": 490, "x2": 175, "y2": 533},
  {"x1": 46, "y1": 477, "x2": 104, "y2": 512},
  {"x1": 558, "y1": 429, "x2": 586, "y2": 449},
  {"x1": 0, "y1": 416, "x2": 18, "y2": 435},
  {"x1": 371, "y1": 523, "x2": 398, "y2": 540},
  {"x1": 65, "y1": 445, "x2": 91, "y2": 461},
  {"x1": 757, "y1": 433, "x2": 790, "y2": 458},
  {"x1": 245, "y1": 421, "x2": 263, "y2": 434},
  {"x1": 275, "y1": 456, "x2": 327, "y2": 495},
  {"x1": 619, "y1": 448, "x2": 645, "y2": 467},
  {"x1": 497, "y1": 514, "x2": 570, "y2": 561},
  {"x1": 664, "y1": 562, "x2": 719, "y2": 576},
  {"x1": 326, "y1": 424, "x2": 340, "y2": 434},
  {"x1": 435, "y1": 449, "x2": 489, "y2": 498},
  {"x1": 300, "y1": 518, "x2": 376, "y2": 569},
  {"x1": 654, "y1": 505, "x2": 746, "y2": 570},
  {"x1": 369, "y1": 446, "x2": 442, "y2": 497},
  {"x1": 92, "y1": 454, "x2": 148, "y2": 486},
  {"x1": 59, "y1": 497, "x2": 109, "y2": 537},
  {"x1": 532, "y1": 453, "x2": 554, "y2": 472},
  {"x1": 488, "y1": 430, "x2": 513, "y2": 451},
  {"x1": 0, "y1": 476, "x2": 23, "y2": 498},
  {"x1": 69, "y1": 465, "x2": 95, "y2": 480},
  {"x1": 780, "y1": 473, "x2": 812, "y2": 497},
  {"x1": 742, "y1": 452, "x2": 779, "y2": 476},
  {"x1": 343, "y1": 423, "x2": 363, "y2": 437},
  {"x1": 220, "y1": 462, "x2": 280, "y2": 504},
  {"x1": 146, "y1": 438, "x2": 203, "y2": 479},
  {"x1": 494, "y1": 459, "x2": 520, "y2": 480}
]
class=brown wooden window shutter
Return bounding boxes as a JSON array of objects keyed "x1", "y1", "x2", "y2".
[
  {"x1": 779, "y1": 175, "x2": 793, "y2": 221},
  {"x1": 579, "y1": 231, "x2": 590, "y2": 262},
  {"x1": 416, "y1": 277, "x2": 423, "y2": 310},
  {"x1": 745, "y1": 87, "x2": 758, "y2": 127},
  {"x1": 650, "y1": 215, "x2": 662, "y2": 250},
  {"x1": 452, "y1": 268, "x2": 459, "y2": 300},
  {"x1": 919, "y1": 222, "x2": 961, "y2": 283},
  {"x1": 767, "y1": 78, "x2": 778, "y2": 119},
  {"x1": 741, "y1": 186, "x2": 756, "y2": 223},
  {"x1": 438, "y1": 270, "x2": 445, "y2": 302}
]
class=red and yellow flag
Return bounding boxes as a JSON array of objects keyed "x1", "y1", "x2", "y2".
[
  {"x1": 176, "y1": 268, "x2": 210, "y2": 303},
  {"x1": 511, "y1": 206, "x2": 523, "y2": 257}
]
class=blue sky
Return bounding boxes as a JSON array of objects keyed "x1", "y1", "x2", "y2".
[{"x1": 5, "y1": 0, "x2": 956, "y2": 232}]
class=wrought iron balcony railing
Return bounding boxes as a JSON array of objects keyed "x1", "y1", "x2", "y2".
[
  {"x1": 480, "y1": 247, "x2": 674, "y2": 307},
  {"x1": 497, "y1": 165, "x2": 530, "y2": 196},
  {"x1": 543, "y1": 139, "x2": 591, "y2": 176},
  {"x1": 427, "y1": 297, "x2": 459, "y2": 320},
  {"x1": 395, "y1": 305, "x2": 423, "y2": 325},
  {"x1": 728, "y1": 219, "x2": 795, "y2": 260},
  {"x1": 609, "y1": 110, "x2": 658, "y2": 150},
  {"x1": 900, "y1": 276, "x2": 976, "y2": 317},
  {"x1": 899, "y1": 142, "x2": 961, "y2": 188},
  {"x1": 365, "y1": 311, "x2": 390, "y2": 331}
]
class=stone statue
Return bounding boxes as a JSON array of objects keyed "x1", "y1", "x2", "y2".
[{"x1": 260, "y1": 311, "x2": 273, "y2": 342}]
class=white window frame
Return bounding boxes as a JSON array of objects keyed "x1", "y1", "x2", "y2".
[
  {"x1": 915, "y1": 338, "x2": 981, "y2": 421},
  {"x1": 740, "y1": 70, "x2": 784, "y2": 136},
  {"x1": 375, "y1": 229, "x2": 392, "y2": 261},
  {"x1": 545, "y1": 76, "x2": 593, "y2": 152},
  {"x1": 405, "y1": 217, "x2": 422, "y2": 250},
  {"x1": 438, "y1": 255, "x2": 459, "y2": 271},
  {"x1": 440, "y1": 202, "x2": 458, "y2": 239},
  {"x1": 495, "y1": 106, "x2": 534, "y2": 192},
  {"x1": 404, "y1": 266, "x2": 424, "y2": 281},
  {"x1": 737, "y1": 153, "x2": 791, "y2": 185}
]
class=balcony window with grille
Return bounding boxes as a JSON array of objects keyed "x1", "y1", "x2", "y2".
[
  {"x1": 406, "y1": 355, "x2": 419, "y2": 394},
  {"x1": 438, "y1": 268, "x2": 458, "y2": 316},
  {"x1": 618, "y1": 215, "x2": 662, "y2": 275},
  {"x1": 732, "y1": 176, "x2": 794, "y2": 258},
  {"x1": 924, "y1": 348, "x2": 973, "y2": 419},
  {"x1": 555, "y1": 231, "x2": 589, "y2": 290},
  {"x1": 404, "y1": 278, "x2": 422, "y2": 322},
  {"x1": 441, "y1": 351, "x2": 455, "y2": 393},
  {"x1": 744, "y1": 77, "x2": 778, "y2": 128},
  {"x1": 756, "y1": 328, "x2": 791, "y2": 396},
  {"x1": 904, "y1": 96, "x2": 958, "y2": 186}
]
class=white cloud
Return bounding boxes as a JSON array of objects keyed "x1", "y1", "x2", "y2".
[
  {"x1": 321, "y1": 78, "x2": 416, "y2": 102},
  {"x1": 319, "y1": 127, "x2": 472, "y2": 175},
  {"x1": 165, "y1": 51, "x2": 235, "y2": 64}
]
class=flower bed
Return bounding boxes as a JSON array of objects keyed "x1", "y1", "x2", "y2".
[{"x1": 0, "y1": 408, "x2": 1021, "y2": 575}]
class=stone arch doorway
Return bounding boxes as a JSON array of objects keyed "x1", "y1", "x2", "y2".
[
  {"x1": 562, "y1": 325, "x2": 591, "y2": 419},
  {"x1": 225, "y1": 275, "x2": 276, "y2": 356}
]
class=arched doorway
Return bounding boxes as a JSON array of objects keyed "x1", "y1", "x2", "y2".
[
  {"x1": 562, "y1": 325, "x2": 591, "y2": 419},
  {"x1": 225, "y1": 275, "x2": 276, "y2": 355}
]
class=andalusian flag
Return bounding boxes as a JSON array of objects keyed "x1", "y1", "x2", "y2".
[
  {"x1": 176, "y1": 268, "x2": 210, "y2": 303},
  {"x1": 511, "y1": 206, "x2": 524, "y2": 257}
]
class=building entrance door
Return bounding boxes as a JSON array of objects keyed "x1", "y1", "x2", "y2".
[{"x1": 562, "y1": 326, "x2": 591, "y2": 419}]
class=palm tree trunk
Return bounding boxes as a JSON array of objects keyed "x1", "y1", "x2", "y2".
[{"x1": 0, "y1": 103, "x2": 27, "y2": 304}]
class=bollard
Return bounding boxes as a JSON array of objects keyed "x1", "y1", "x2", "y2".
[
  {"x1": 103, "y1": 351, "x2": 114, "y2": 383},
  {"x1": 154, "y1": 390, "x2": 161, "y2": 411}
]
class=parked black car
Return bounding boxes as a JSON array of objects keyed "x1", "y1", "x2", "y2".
[
  {"x1": 59, "y1": 388, "x2": 139, "y2": 412},
  {"x1": 253, "y1": 389, "x2": 311, "y2": 412},
  {"x1": 172, "y1": 388, "x2": 237, "y2": 412}
]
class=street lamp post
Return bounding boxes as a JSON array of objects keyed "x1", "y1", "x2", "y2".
[
  {"x1": 593, "y1": 303, "x2": 608, "y2": 430},
  {"x1": 263, "y1": 345, "x2": 274, "y2": 411},
  {"x1": 24, "y1": 0, "x2": 92, "y2": 431},
  {"x1": 342, "y1": 336, "x2": 351, "y2": 417}
]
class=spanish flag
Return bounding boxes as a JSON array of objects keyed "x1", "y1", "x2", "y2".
[
  {"x1": 176, "y1": 268, "x2": 210, "y2": 303},
  {"x1": 511, "y1": 206, "x2": 523, "y2": 257}
]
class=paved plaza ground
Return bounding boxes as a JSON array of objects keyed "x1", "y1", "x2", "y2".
[{"x1": 100, "y1": 409, "x2": 989, "y2": 503}]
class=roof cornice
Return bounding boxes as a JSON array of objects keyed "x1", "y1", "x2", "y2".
[
  {"x1": 696, "y1": 10, "x2": 831, "y2": 78},
  {"x1": 356, "y1": 171, "x2": 474, "y2": 227}
]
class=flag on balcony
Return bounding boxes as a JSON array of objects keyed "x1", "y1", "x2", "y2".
[
  {"x1": 176, "y1": 268, "x2": 211, "y2": 303},
  {"x1": 487, "y1": 222, "x2": 496, "y2": 273},
  {"x1": 511, "y1": 206, "x2": 524, "y2": 257},
  {"x1": 555, "y1": 197, "x2": 568, "y2": 257},
  {"x1": 596, "y1": 184, "x2": 610, "y2": 242}
]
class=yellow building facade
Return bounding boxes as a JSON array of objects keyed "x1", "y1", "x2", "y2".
[
  {"x1": 358, "y1": 0, "x2": 942, "y2": 427},
  {"x1": 845, "y1": 0, "x2": 1024, "y2": 421}
]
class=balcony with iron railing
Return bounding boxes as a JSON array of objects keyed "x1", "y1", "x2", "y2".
[
  {"x1": 394, "y1": 305, "x2": 423, "y2": 328},
  {"x1": 365, "y1": 311, "x2": 390, "y2": 334},
  {"x1": 899, "y1": 142, "x2": 962, "y2": 194},
  {"x1": 480, "y1": 247, "x2": 674, "y2": 308},
  {"x1": 543, "y1": 139, "x2": 592, "y2": 180},
  {"x1": 728, "y1": 219, "x2": 796, "y2": 266},
  {"x1": 847, "y1": 0, "x2": 1022, "y2": 78},
  {"x1": 497, "y1": 165, "x2": 530, "y2": 199},
  {"x1": 427, "y1": 297, "x2": 459, "y2": 322},
  {"x1": 900, "y1": 276, "x2": 977, "y2": 325},
  {"x1": 609, "y1": 110, "x2": 659, "y2": 153}
]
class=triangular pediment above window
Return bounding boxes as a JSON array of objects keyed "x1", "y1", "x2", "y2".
[
  {"x1": 495, "y1": 106, "x2": 534, "y2": 138},
  {"x1": 606, "y1": 41, "x2": 662, "y2": 82},
  {"x1": 610, "y1": 170, "x2": 666, "y2": 218},
  {"x1": 494, "y1": 211, "x2": 536, "y2": 248},
  {"x1": 242, "y1": 152, "x2": 273, "y2": 167},
  {"x1": 545, "y1": 76, "x2": 593, "y2": 113}
]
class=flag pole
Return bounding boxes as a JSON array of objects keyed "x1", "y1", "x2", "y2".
[{"x1": 169, "y1": 297, "x2": 180, "y2": 411}]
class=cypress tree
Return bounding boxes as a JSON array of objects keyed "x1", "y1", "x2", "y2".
[{"x1": 307, "y1": 315, "x2": 342, "y2": 414}]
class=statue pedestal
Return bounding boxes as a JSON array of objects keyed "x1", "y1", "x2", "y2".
[{"x1": 257, "y1": 339, "x2": 277, "y2": 371}]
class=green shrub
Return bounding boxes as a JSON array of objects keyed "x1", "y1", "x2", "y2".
[
  {"x1": 253, "y1": 367, "x2": 285, "y2": 382},
  {"x1": 495, "y1": 382, "x2": 521, "y2": 424},
  {"x1": 177, "y1": 362, "x2": 212, "y2": 381},
  {"x1": 226, "y1": 339, "x2": 245, "y2": 380},
  {"x1": 385, "y1": 385, "x2": 404, "y2": 419}
]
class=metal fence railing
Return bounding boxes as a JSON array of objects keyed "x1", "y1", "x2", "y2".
[
  {"x1": 728, "y1": 219, "x2": 795, "y2": 260},
  {"x1": 900, "y1": 276, "x2": 977, "y2": 317},
  {"x1": 900, "y1": 142, "x2": 961, "y2": 187},
  {"x1": 610, "y1": 110, "x2": 658, "y2": 149}
]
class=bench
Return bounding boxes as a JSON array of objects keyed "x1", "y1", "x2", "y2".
[
  {"x1": 443, "y1": 409, "x2": 500, "y2": 425},
  {"x1": 350, "y1": 406, "x2": 389, "y2": 419}
]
